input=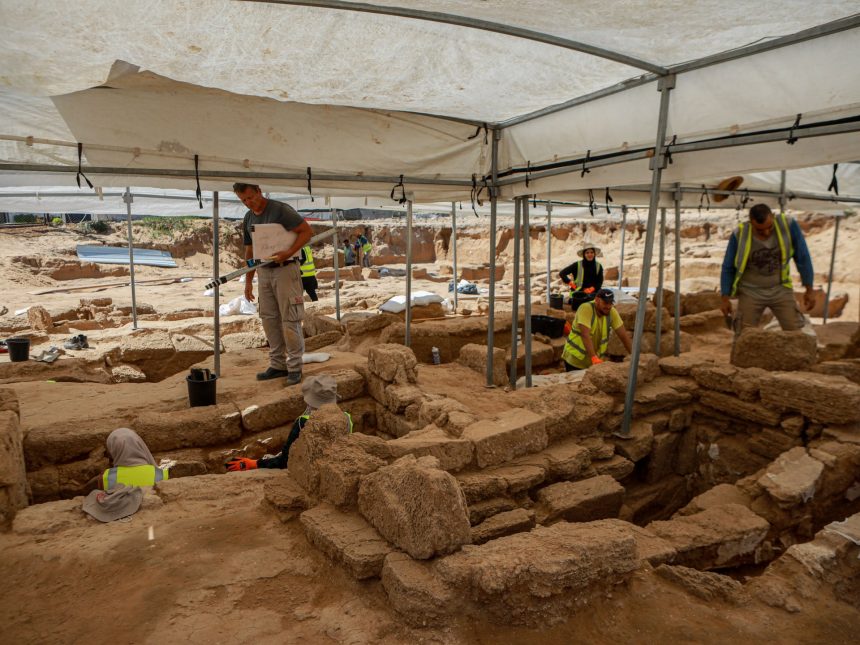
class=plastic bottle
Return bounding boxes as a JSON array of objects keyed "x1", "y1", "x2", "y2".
[{"x1": 431, "y1": 347, "x2": 441, "y2": 365}]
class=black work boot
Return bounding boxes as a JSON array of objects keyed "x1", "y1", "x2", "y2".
[
  {"x1": 285, "y1": 372, "x2": 302, "y2": 386},
  {"x1": 256, "y1": 367, "x2": 289, "y2": 381}
]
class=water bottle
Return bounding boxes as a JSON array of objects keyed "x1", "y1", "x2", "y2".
[{"x1": 431, "y1": 347, "x2": 441, "y2": 365}]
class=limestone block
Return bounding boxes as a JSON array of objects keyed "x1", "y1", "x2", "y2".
[
  {"x1": 682, "y1": 291, "x2": 723, "y2": 315},
  {"x1": 621, "y1": 475, "x2": 689, "y2": 526},
  {"x1": 387, "y1": 427, "x2": 474, "y2": 472},
  {"x1": 646, "y1": 504, "x2": 769, "y2": 570},
  {"x1": 471, "y1": 508, "x2": 535, "y2": 544},
  {"x1": 674, "y1": 428, "x2": 698, "y2": 476},
  {"x1": 417, "y1": 398, "x2": 476, "y2": 438},
  {"x1": 375, "y1": 403, "x2": 420, "y2": 438},
  {"x1": 699, "y1": 390, "x2": 782, "y2": 426},
  {"x1": 616, "y1": 301, "x2": 668, "y2": 332},
  {"x1": 119, "y1": 328, "x2": 174, "y2": 362},
  {"x1": 756, "y1": 446, "x2": 825, "y2": 507},
  {"x1": 135, "y1": 404, "x2": 242, "y2": 453},
  {"x1": 367, "y1": 343, "x2": 418, "y2": 384},
  {"x1": 467, "y1": 496, "x2": 519, "y2": 526},
  {"x1": 655, "y1": 564, "x2": 747, "y2": 604},
  {"x1": 241, "y1": 390, "x2": 305, "y2": 434},
  {"x1": 731, "y1": 328, "x2": 817, "y2": 371},
  {"x1": 644, "y1": 432, "x2": 681, "y2": 484},
  {"x1": 382, "y1": 552, "x2": 456, "y2": 625},
  {"x1": 812, "y1": 359, "x2": 860, "y2": 385},
  {"x1": 358, "y1": 455, "x2": 471, "y2": 559},
  {"x1": 12, "y1": 497, "x2": 89, "y2": 535},
  {"x1": 301, "y1": 503, "x2": 395, "y2": 579},
  {"x1": 110, "y1": 364, "x2": 147, "y2": 383},
  {"x1": 305, "y1": 330, "x2": 343, "y2": 352},
  {"x1": 288, "y1": 405, "x2": 354, "y2": 495},
  {"x1": 344, "y1": 313, "x2": 400, "y2": 337},
  {"x1": 344, "y1": 432, "x2": 392, "y2": 461},
  {"x1": 384, "y1": 384, "x2": 425, "y2": 414},
  {"x1": 535, "y1": 475, "x2": 624, "y2": 524},
  {"x1": 56, "y1": 446, "x2": 107, "y2": 498},
  {"x1": 458, "y1": 343, "x2": 506, "y2": 387},
  {"x1": 27, "y1": 305, "x2": 53, "y2": 331},
  {"x1": 302, "y1": 314, "x2": 344, "y2": 337},
  {"x1": 592, "y1": 455, "x2": 635, "y2": 480},
  {"x1": 669, "y1": 407, "x2": 693, "y2": 432},
  {"x1": 156, "y1": 470, "x2": 281, "y2": 503},
  {"x1": 582, "y1": 354, "x2": 659, "y2": 394},
  {"x1": 611, "y1": 421, "x2": 654, "y2": 462},
  {"x1": 456, "y1": 463, "x2": 546, "y2": 505},
  {"x1": 759, "y1": 372, "x2": 860, "y2": 425},
  {"x1": 632, "y1": 377, "x2": 694, "y2": 415},
  {"x1": 0, "y1": 410, "x2": 27, "y2": 524},
  {"x1": 580, "y1": 437, "x2": 615, "y2": 460},
  {"x1": 731, "y1": 367, "x2": 769, "y2": 401},
  {"x1": 691, "y1": 364, "x2": 738, "y2": 393},
  {"x1": 462, "y1": 408, "x2": 547, "y2": 469},
  {"x1": 26, "y1": 467, "x2": 58, "y2": 503},
  {"x1": 748, "y1": 429, "x2": 799, "y2": 460},
  {"x1": 435, "y1": 520, "x2": 638, "y2": 626},
  {"x1": 658, "y1": 354, "x2": 715, "y2": 376},
  {"x1": 318, "y1": 443, "x2": 387, "y2": 508},
  {"x1": 537, "y1": 439, "x2": 592, "y2": 480},
  {"x1": 677, "y1": 483, "x2": 753, "y2": 517}
]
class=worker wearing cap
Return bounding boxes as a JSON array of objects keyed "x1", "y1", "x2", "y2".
[
  {"x1": 559, "y1": 242, "x2": 604, "y2": 309},
  {"x1": 225, "y1": 375, "x2": 352, "y2": 472},
  {"x1": 561, "y1": 288, "x2": 632, "y2": 370}
]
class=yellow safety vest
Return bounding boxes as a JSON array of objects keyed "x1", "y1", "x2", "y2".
[
  {"x1": 731, "y1": 213, "x2": 793, "y2": 296},
  {"x1": 359, "y1": 236, "x2": 372, "y2": 254},
  {"x1": 561, "y1": 302, "x2": 611, "y2": 366},
  {"x1": 568, "y1": 260, "x2": 603, "y2": 295},
  {"x1": 102, "y1": 465, "x2": 169, "y2": 490},
  {"x1": 300, "y1": 246, "x2": 316, "y2": 277}
]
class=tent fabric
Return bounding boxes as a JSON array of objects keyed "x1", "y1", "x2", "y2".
[{"x1": 0, "y1": 1, "x2": 859, "y2": 200}]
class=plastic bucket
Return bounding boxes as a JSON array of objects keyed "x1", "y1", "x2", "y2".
[
  {"x1": 569, "y1": 291, "x2": 594, "y2": 311},
  {"x1": 187, "y1": 374, "x2": 217, "y2": 407},
  {"x1": 549, "y1": 293, "x2": 564, "y2": 310},
  {"x1": 530, "y1": 315, "x2": 566, "y2": 338},
  {"x1": 6, "y1": 337, "x2": 30, "y2": 362}
]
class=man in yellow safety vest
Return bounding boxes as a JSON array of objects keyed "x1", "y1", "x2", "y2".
[
  {"x1": 299, "y1": 245, "x2": 318, "y2": 301},
  {"x1": 561, "y1": 288, "x2": 632, "y2": 371}
]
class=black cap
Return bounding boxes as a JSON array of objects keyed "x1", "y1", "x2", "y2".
[{"x1": 595, "y1": 288, "x2": 615, "y2": 303}]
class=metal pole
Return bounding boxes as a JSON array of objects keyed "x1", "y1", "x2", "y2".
[
  {"x1": 618, "y1": 205, "x2": 627, "y2": 288},
  {"x1": 123, "y1": 187, "x2": 138, "y2": 330},
  {"x1": 778, "y1": 170, "x2": 787, "y2": 212},
  {"x1": 451, "y1": 202, "x2": 458, "y2": 311},
  {"x1": 212, "y1": 191, "x2": 221, "y2": 377},
  {"x1": 523, "y1": 197, "x2": 533, "y2": 388},
  {"x1": 823, "y1": 214, "x2": 841, "y2": 324},
  {"x1": 546, "y1": 201, "x2": 552, "y2": 304},
  {"x1": 673, "y1": 185, "x2": 682, "y2": 356},
  {"x1": 654, "y1": 207, "x2": 666, "y2": 356},
  {"x1": 486, "y1": 129, "x2": 500, "y2": 387},
  {"x1": 332, "y1": 207, "x2": 341, "y2": 321},
  {"x1": 509, "y1": 198, "x2": 521, "y2": 389},
  {"x1": 405, "y1": 199, "x2": 413, "y2": 347},
  {"x1": 621, "y1": 74, "x2": 675, "y2": 437}
]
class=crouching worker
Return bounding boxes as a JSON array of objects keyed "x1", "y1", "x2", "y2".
[
  {"x1": 561, "y1": 288, "x2": 632, "y2": 371},
  {"x1": 226, "y1": 374, "x2": 352, "y2": 472}
]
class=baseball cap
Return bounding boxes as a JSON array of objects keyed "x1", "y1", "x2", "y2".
[{"x1": 595, "y1": 288, "x2": 615, "y2": 303}]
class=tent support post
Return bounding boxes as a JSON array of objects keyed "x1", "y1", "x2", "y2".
[
  {"x1": 509, "y1": 198, "x2": 521, "y2": 389},
  {"x1": 405, "y1": 199, "x2": 413, "y2": 347},
  {"x1": 546, "y1": 201, "x2": 552, "y2": 304},
  {"x1": 122, "y1": 187, "x2": 138, "y2": 330},
  {"x1": 332, "y1": 207, "x2": 341, "y2": 321},
  {"x1": 618, "y1": 205, "x2": 627, "y2": 288},
  {"x1": 523, "y1": 197, "x2": 533, "y2": 388},
  {"x1": 213, "y1": 191, "x2": 221, "y2": 377},
  {"x1": 451, "y1": 202, "x2": 458, "y2": 311},
  {"x1": 673, "y1": 185, "x2": 682, "y2": 356},
  {"x1": 621, "y1": 74, "x2": 675, "y2": 437},
  {"x1": 655, "y1": 207, "x2": 666, "y2": 355},
  {"x1": 823, "y1": 214, "x2": 841, "y2": 324},
  {"x1": 486, "y1": 128, "x2": 500, "y2": 387},
  {"x1": 779, "y1": 170, "x2": 787, "y2": 212}
]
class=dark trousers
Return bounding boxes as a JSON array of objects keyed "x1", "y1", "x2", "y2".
[
  {"x1": 301, "y1": 275, "x2": 319, "y2": 302},
  {"x1": 563, "y1": 361, "x2": 582, "y2": 372},
  {"x1": 258, "y1": 417, "x2": 305, "y2": 469}
]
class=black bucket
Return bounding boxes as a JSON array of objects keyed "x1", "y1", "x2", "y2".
[
  {"x1": 187, "y1": 371, "x2": 217, "y2": 407},
  {"x1": 549, "y1": 293, "x2": 564, "y2": 310},
  {"x1": 530, "y1": 315, "x2": 566, "y2": 338},
  {"x1": 569, "y1": 291, "x2": 595, "y2": 311},
  {"x1": 6, "y1": 337, "x2": 30, "y2": 362}
]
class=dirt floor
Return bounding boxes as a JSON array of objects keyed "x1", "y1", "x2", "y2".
[{"x1": 1, "y1": 211, "x2": 858, "y2": 643}]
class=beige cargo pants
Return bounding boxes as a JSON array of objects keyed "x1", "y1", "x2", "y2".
[
  {"x1": 257, "y1": 262, "x2": 305, "y2": 373},
  {"x1": 734, "y1": 286, "x2": 804, "y2": 336}
]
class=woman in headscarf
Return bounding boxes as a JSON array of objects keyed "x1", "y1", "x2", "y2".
[
  {"x1": 559, "y1": 242, "x2": 604, "y2": 309},
  {"x1": 99, "y1": 427, "x2": 169, "y2": 490}
]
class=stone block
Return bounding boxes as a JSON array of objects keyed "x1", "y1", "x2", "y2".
[
  {"x1": 582, "y1": 354, "x2": 659, "y2": 394},
  {"x1": 119, "y1": 328, "x2": 174, "y2": 362},
  {"x1": 467, "y1": 496, "x2": 518, "y2": 526},
  {"x1": 611, "y1": 421, "x2": 653, "y2": 462},
  {"x1": 535, "y1": 475, "x2": 624, "y2": 524},
  {"x1": 674, "y1": 428, "x2": 698, "y2": 476},
  {"x1": 691, "y1": 364, "x2": 738, "y2": 393},
  {"x1": 731, "y1": 367, "x2": 769, "y2": 401},
  {"x1": 592, "y1": 455, "x2": 635, "y2": 480},
  {"x1": 658, "y1": 354, "x2": 715, "y2": 376},
  {"x1": 462, "y1": 408, "x2": 547, "y2": 468},
  {"x1": 382, "y1": 552, "x2": 455, "y2": 625},
  {"x1": 644, "y1": 432, "x2": 681, "y2": 484},
  {"x1": 731, "y1": 328, "x2": 818, "y2": 371},
  {"x1": 756, "y1": 446, "x2": 824, "y2": 507},
  {"x1": 156, "y1": 470, "x2": 280, "y2": 503},
  {"x1": 813, "y1": 359, "x2": 860, "y2": 385},
  {"x1": 646, "y1": 504, "x2": 769, "y2": 570},
  {"x1": 318, "y1": 443, "x2": 387, "y2": 508},
  {"x1": 305, "y1": 330, "x2": 343, "y2": 352},
  {"x1": 580, "y1": 437, "x2": 615, "y2": 460},
  {"x1": 345, "y1": 313, "x2": 400, "y2": 337},
  {"x1": 748, "y1": 429, "x2": 799, "y2": 460},
  {"x1": 0, "y1": 410, "x2": 27, "y2": 525},
  {"x1": 358, "y1": 455, "x2": 471, "y2": 559},
  {"x1": 759, "y1": 372, "x2": 860, "y2": 425},
  {"x1": 384, "y1": 383, "x2": 425, "y2": 414},
  {"x1": 417, "y1": 398, "x2": 476, "y2": 438},
  {"x1": 301, "y1": 503, "x2": 395, "y2": 579},
  {"x1": 288, "y1": 405, "x2": 354, "y2": 495},
  {"x1": 699, "y1": 390, "x2": 781, "y2": 426},
  {"x1": 241, "y1": 389, "x2": 306, "y2": 433},
  {"x1": 538, "y1": 439, "x2": 592, "y2": 480},
  {"x1": 458, "y1": 343, "x2": 506, "y2": 387},
  {"x1": 12, "y1": 497, "x2": 89, "y2": 535},
  {"x1": 263, "y1": 474, "x2": 311, "y2": 517},
  {"x1": 682, "y1": 291, "x2": 723, "y2": 315},
  {"x1": 632, "y1": 377, "x2": 694, "y2": 415},
  {"x1": 655, "y1": 564, "x2": 747, "y2": 605},
  {"x1": 456, "y1": 463, "x2": 546, "y2": 505},
  {"x1": 133, "y1": 405, "x2": 242, "y2": 453},
  {"x1": 471, "y1": 508, "x2": 535, "y2": 544},
  {"x1": 677, "y1": 483, "x2": 753, "y2": 517},
  {"x1": 302, "y1": 314, "x2": 344, "y2": 337},
  {"x1": 375, "y1": 403, "x2": 420, "y2": 438},
  {"x1": 368, "y1": 343, "x2": 418, "y2": 384},
  {"x1": 27, "y1": 305, "x2": 53, "y2": 331},
  {"x1": 621, "y1": 475, "x2": 689, "y2": 526},
  {"x1": 387, "y1": 427, "x2": 474, "y2": 472}
]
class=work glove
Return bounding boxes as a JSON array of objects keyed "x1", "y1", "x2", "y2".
[
  {"x1": 583, "y1": 287, "x2": 595, "y2": 294},
  {"x1": 590, "y1": 356, "x2": 603, "y2": 365},
  {"x1": 225, "y1": 457, "x2": 258, "y2": 472}
]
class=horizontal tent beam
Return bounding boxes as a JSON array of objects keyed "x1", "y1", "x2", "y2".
[{"x1": 245, "y1": 0, "x2": 668, "y2": 74}]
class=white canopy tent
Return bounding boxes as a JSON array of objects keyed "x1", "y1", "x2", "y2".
[{"x1": 1, "y1": 0, "x2": 859, "y2": 433}]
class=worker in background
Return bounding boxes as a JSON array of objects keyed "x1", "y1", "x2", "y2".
[
  {"x1": 342, "y1": 239, "x2": 356, "y2": 266},
  {"x1": 561, "y1": 288, "x2": 632, "y2": 371},
  {"x1": 355, "y1": 230, "x2": 373, "y2": 268},
  {"x1": 99, "y1": 427, "x2": 168, "y2": 490},
  {"x1": 225, "y1": 375, "x2": 351, "y2": 472},
  {"x1": 720, "y1": 203, "x2": 815, "y2": 334},
  {"x1": 559, "y1": 242, "x2": 604, "y2": 310},
  {"x1": 299, "y1": 245, "x2": 318, "y2": 301}
]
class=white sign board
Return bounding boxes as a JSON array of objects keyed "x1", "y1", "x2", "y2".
[{"x1": 250, "y1": 223, "x2": 299, "y2": 260}]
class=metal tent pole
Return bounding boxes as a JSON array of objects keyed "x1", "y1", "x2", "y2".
[
  {"x1": 451, "y1": 202, "x2": 458, "y2": 311},
  {"x1": 405, "y1": 199, "x2": 413, "y2": 347},
  {"x1": 213, "y1": 191, "x2": 221, "y2": 377},
  {"x1": 509, "y1": 198, "x2": 521, "y2": 388},
  {"x1": 654, "y1": 207, "x2": 666, "y2": 356},
  {"x1": 823, "y1": 214, "x2": 841, "y2": 324},
  {"x1": 332, "y1": 207, "x2": 341, "y2": 321},
  {"x1": 621, "y1": 74, "x2": 675, "y2": 437},
  {"x1": 546, "y1": 201, "x2": 552, "y2": 304},
  {"x1": 618, "y1": 205, "x2": 627, "y2": 288},
  {"x1": 523, "y1": 197, "x2": 533, "y2": 388},
  {"x1": 778, "y1": 170, "x2": 787, "y2": 212},
  {"x1": 122, "y1": 187, "x2": 138, "y2": 330},
  {"x1": 673, "y1": 185, "x2": 682, "y2": 356},
  {"x1": 486, "y1": 129, "x2": 500, "y2": 386}
]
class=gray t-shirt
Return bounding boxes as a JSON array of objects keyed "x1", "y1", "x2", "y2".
[
  {"x1": 739, "y1": 232, "x2": 781, "y2": 289},
  {"x1": 242, "y1": 199, "x2": 304, "y2": 246}
]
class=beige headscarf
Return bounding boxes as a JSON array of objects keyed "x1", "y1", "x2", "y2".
[{"x1": 106, "y1": 427, "x2": 156, "y2": 467}]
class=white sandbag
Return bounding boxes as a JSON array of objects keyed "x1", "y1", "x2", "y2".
[
  {"x1": 219, "y1": 295, "x2": 257, "y2": 316},
  {"x1": 302, "y1": 352, "x2": 331, "y2": 363},
  {"x1": 378, "y1": 291, "x2": 445, "y2": 313}
]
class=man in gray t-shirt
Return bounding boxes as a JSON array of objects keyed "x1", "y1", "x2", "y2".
[{"x1": 234, "y1": 183, "x2": 312, "y2": 384}]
